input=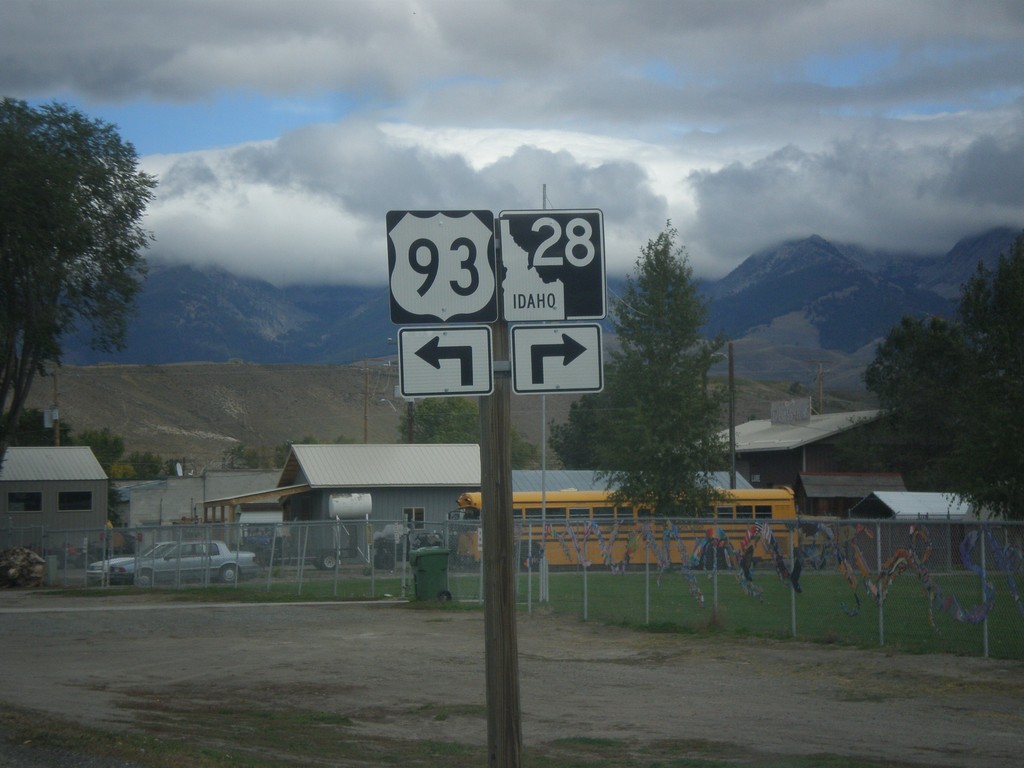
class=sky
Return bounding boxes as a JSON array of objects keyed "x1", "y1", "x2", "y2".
[{"x1": 4, "y1": 0, "x2": 1024, "y2": 286}]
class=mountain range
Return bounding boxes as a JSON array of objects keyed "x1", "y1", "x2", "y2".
[{"x1": 63, "y1": 226, "x2": 1022, "y2": 391}]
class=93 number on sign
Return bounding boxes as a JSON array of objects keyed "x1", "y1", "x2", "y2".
[
  {"x1": 408, "y1": 236, "x2": 480, "y2": 298},
  {"x1": 387, "y1": 210, "x2": 497, "y2": 324}
]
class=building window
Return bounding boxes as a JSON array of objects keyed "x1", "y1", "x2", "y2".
[
  {"x1": 8, "y1": 492, "x2": 42, "y2": 512},
  {"x1": 58, "y1": 491, "x2": 92, "y2": 512},
  {"x1": 404, "y1": 507, "x2": 425, "y2": 529}
]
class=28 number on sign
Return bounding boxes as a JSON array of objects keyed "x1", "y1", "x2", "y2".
[
  {"x1": 531, "y1": 216, "x2": 596, "y2": 268},
  {"x1": 499, "y1": 209, "x2": 606, "y2": 322}
]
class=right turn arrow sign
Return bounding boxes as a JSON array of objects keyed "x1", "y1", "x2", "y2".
[
  {"x1": 529, "y1": 333, "x2": 587, "y2": 384},
  {"x1": 511, "y1": 324, "x2": 603, "y2": 394}
]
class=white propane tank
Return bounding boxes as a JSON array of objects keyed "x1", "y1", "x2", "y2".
[{"x1": 329, "y1": 493, "x2": 372, "y2": 519}]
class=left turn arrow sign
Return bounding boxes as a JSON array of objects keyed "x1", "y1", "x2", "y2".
[
  {"x1": 398, "y1": 326, "x2": 493, "y2": 398},
  {"x1": 415, "y1": 336, "x2": 474, "y2": 385}
]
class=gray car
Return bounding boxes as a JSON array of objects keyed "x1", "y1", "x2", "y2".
[{"x1": 87, "y1": 540, "x2": 258, "y2": 587}]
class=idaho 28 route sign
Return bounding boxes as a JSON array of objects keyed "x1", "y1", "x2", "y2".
[
  {"x1": 498, "y1": 209, "x2": 605, "y2": 322},
  {"x1": 387, "y1": 210, "x2": 497, "y2": 325}
]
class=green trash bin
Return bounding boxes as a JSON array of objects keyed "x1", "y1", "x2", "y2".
[{"x1": 409, "y1": 546, "x2": 451, "y2": 601}]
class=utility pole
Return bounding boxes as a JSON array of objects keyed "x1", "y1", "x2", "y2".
[
  {"x1": 480, "y1": 285, "x2": 522, "y2": 766},
  {"x1": 52, "y1": 366, "x2": 61, "y2": 447},
  {"x1": 817, "y1": 362, "x2": 824, "y2": 415},
  {"x1": 728, "y1": 342, "x2": 735, "y2": 489}
]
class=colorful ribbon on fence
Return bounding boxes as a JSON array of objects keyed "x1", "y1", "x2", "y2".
[
  {"x1": 816, "y1": 522, "x2": 1002, "y2": 627},
  {"x1": 981, "y1": 526, "x2": 1024, "y2": 618},
  {"x1": 530, "y1": 518, "x2": 1019, "y2": 629}
]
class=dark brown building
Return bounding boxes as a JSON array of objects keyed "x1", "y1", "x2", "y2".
[{"x1": 725, "y1": 402, "x2": 880, "y2": 491}]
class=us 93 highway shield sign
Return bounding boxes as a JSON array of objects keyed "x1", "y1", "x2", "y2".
[{"x1": 387, "y1": 210, "x2": 497, "y2": 324}]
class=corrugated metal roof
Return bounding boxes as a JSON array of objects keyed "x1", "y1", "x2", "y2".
[
  {"x1": 0, "y1": 447, "x2": 107, "y2": 481},
  {"x1": 513, "y1": 470, "x2": 608, "y2": 492},
  {"x1": 855, "y1": 491, "x2": 972, "y2": 519},
  {"x1": 279, "y1": 444, "x2": 480, "y2": 488},
  {"x1": 727, "y1": 409, "x2": 879, "y2": 453},
  {"x1": 800, "y1": 472, "x2": 905, "y2": 498}
]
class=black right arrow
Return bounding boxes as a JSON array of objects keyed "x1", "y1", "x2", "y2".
[
  {"x1": 530, "y1": 334, "x2": 586, "y2": 384},
  {"x1": 415, "y1": 336, "x2": 474, "y2": 385}
]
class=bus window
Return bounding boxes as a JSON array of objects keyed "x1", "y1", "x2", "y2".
[
  {"x1": 594, "y1": 506, "x2": 614, "y2": 520},
  {"x1": 568, "y1": 506, "x2": 590, "y2": 519},
  {"x1": 616, "y1": 506, "x2": 634, "y2": 522},
  {"x1": 736, "y1": 505, "x2": 753, "y2": 519},
  {"x1": 715, "y1": 506, "x2": 733, "y2": 519},
  {"x1": 526, "y1": 507, "x2": 567, "y2": 521},
  {"x1": 755, "y1": 505, "x2": 772, "y2": 520}
]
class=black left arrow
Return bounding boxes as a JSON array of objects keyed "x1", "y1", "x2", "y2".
[
  {"x1": 415, "y1": 336, "x2": 474, "y2": 385},
  {"x1": 530, "y1": 334, "x2": 586, "y2": 384}
]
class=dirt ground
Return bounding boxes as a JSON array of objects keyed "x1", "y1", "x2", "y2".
[{"x1": 0, "y1": 590, "x2": 1021, "y2": 767}]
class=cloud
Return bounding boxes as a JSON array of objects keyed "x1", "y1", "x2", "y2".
[
  {"x1": 143, "y1": 121, "x2": 669, "y2": 285},
  {"x1": 687, "y1": 113, "x2": 1024, "y2": 270},
  {"x1": 5, "y1": 0, "x2": 1024, "y2": 285}
]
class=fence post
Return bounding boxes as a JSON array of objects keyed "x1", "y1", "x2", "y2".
[
  {"x1": 582, "y1": 560, "x2": 589, "y2": 622},
  {"x1": 265, "y1": 531, "x2": 276, "y2": 593},
  {"x1": 713, "y1": 530, "x2": 720, "y2": 618},
  {"x1": 527, "y1": 524, "x2": 532, "y2": 614},
  {"x1": 402, "y1": 526, "x2": 409, "y2": 597},
  {"x1": 789, "y1": 522, "x2": 797, "y2": 638},
  {"x1": 644, "y1": 527, "x2": 650, "y2": 626},
  {"x1": 360, "y1": 521, "x2": 370, "y2": 600},
  {"x1": 296, "y1": 523, "x2": 308, "y2": 595},
  {"x1": 876, "y1": 521, "x2": 884, "y2": 648},
  {"x1": 982, "y1": 527, "x2": 989, "y2": 659}
]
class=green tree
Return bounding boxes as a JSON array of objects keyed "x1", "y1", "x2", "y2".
[
  {"x1": 403, "y1": 398, "x2": 539, "y2": 469},
  {"x1": 75, "y1": 427, "x2": 125, "y2": 474},
  {"x1": 402, "y1": 399, "x2": 478, "y2": 443},
  {"x1": 0, "y1": 99, "x2": 156, "y2": 456},
  {"x1": 865, "y1": 233, "x2": 1024, "y2": 519},
  {"x1": 955, "y1": 235, "x2": 1024, "y2": 519},
  {"x1": 116, "y1": 451, "x2": 164, "y2": 479},
  {"x1": 510, "y1": 428, "x2": 540, "y2": 470},
  {"x1": 863, "y1": 315, "x2": 969, "y2": 489},
  {"x1": 9, "y1": 406, "x2": 71, "y2": 446},
  {"x1": 558, "y1": 225, "x2": 727, "y2": 514},
  {"x1": 549, "y1": 371, "x2": 621, "y2": 470}
]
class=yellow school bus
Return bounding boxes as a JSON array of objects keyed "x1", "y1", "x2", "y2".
[{"x1": 452, "y1": 487, "x2": 798, "y2": 568}]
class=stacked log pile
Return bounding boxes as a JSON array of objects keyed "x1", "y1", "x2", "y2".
[{"x1": 0, "y1": 547, "x2": 46, "y2": 588}]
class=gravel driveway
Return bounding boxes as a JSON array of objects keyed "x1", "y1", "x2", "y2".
[{"x1": 1, "y1": 590, "x2": 1021, "y2": 766}]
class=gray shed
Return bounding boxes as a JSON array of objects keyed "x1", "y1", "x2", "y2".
[
  {"x1": 277, "y1": 443, "x2": 480, "y2": 527},
  {"x1": 0, "y1": 447, "x2": 109, "y2": 544},
  {"x1": 848, "y1": 491, "x2": 973, "y2": 520}
]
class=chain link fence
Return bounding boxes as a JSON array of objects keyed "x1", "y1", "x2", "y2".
[{"x1": 4, "y1": 516, "x2": 1021, "y2": 659}]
